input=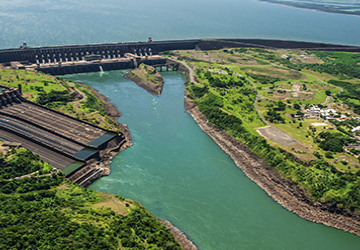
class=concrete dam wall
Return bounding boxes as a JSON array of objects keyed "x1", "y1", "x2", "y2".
[
  {"x1": 1, "y1": 38, "x2": 360, "y2": 66},
  {"x1": 0, "y1": 39, "x2": 200, "y2": 64}
]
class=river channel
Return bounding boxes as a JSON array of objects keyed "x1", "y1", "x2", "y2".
[{"x1": 61, "y1": 70, "x2": 360, "y2": 250}]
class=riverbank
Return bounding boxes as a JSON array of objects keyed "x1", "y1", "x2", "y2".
[
  {"x1": 75, "y1": 82, "x2": 133, "y2": 181},
  {"x1": 77, "y1": 81, "x2": 199, "y2": 249},
  {"x1": 158, "y1": 219, "x2": 198, "y2": 250},
  {"x1": 185, "y1": 98, "x2": 360, "y2": 237}
]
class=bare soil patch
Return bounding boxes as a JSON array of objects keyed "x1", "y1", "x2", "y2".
[
  {"x1": 312, "y1": 122, "x2": 328, "y2": 126},
  {"x1": 292, "y1": 83, "x2": 300, "y2": 92},
  {"x1": 243, "y1": 66, "x2": 305, "y2": 80},
  {"x1": 92, "y1": 193, "x2": 128, "y2": 216},
  {"x1": 257, "y1": 126, "x2": 307, "y2": 151},
  {"x1": 257, "y1": 126, "x2": 303, "y2": 147}
]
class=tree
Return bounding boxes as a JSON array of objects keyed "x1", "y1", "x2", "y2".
[
  {"x1": 326, "y1": 90, "x2": 331, "y2": 96},
  {"x1": 325, "y1": 151, "x2": 333, "y2": 158},
  {"x1": 293, "y1": 103, "x2": 301, "y2": 110}
]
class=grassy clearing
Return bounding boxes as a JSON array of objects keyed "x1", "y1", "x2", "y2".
[
  {"x1": 0, "y1": 69, "x2": 67, "y2": 102},
  {"x1": 0, "y1": 69, "x2": 120, "y2": 132}
]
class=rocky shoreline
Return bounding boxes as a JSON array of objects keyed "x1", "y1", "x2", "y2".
[
  {"x1": 185, "y1": 98, "x2": 360, "y2": 237},
  {"x1": 91, "y1": 86, "x2": 133, "y2": 174},
  {"x1": 157, "y1": 218, "x2": 198, "y2": 250}
]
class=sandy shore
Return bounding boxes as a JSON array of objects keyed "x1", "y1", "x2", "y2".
[{"x1": 185, "y1": 99, "x2": 360, "y2": 237}]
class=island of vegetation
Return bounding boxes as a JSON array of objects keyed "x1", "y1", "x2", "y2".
[
  {"x1": 259, "y1": 0, "x2": 360, "y2": 16},
  {"x1": 162, "y1": 47, "x2": 360, "y2": 236},
  {"x1": 0, "y1": 67, "x2": 197, "y2": 250},
  {"x1": 125, "y1": 63, "x2": 164, "y2": 96}
]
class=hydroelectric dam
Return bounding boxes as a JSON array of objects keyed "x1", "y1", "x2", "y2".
[
  {"x1": 1, "y1": 38, "x2": 360, "y2": 186},
  {"x1": 1, "y1": 38, "x2": 360, "y2": 75}
]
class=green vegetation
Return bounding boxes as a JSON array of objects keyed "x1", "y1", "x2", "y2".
[
  {"x1": 125, "y1": 64, "x2": 164, "y2": 96},
  {"x1": 0, "y1": 147, "x2": 52, "y2": 180},
  {"x1": 0, "y1": 147, "x2": 181, "y2": 249},
  {"x1": 0, "y1": 69, "x2": 67, "y2": 102},
  {"x1": 178, "y1": 47, "x2": 360, "y2": 214},
  {"x1": 194, "y1": 89, "x2": 360, "y2": 211},
  {"x1": 0, "y1": 69, "x2": 120, "y2": 131},
  {"x1": 36, "y1": 89, "x2": 75, "y2": 108},
  {"x1": 264, "y1": 101, "x2": 287, "y2": 123},
  {"x1": 129, "y1": 64, "x2": 162, "y2": 86},
  {"x1": 329, "y1": 79, "x2": 360, "y2": 115},
  {"x1": 197, "y1": 69, "x2": 249, "y2": 88},
  {"x1": 318, "y1": 131, "x2": 356, "y2": 152},
  {"x1": 247, "y1": 72, "x2": 280, "y2": 85}
]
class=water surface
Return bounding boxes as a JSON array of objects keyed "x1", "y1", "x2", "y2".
[
  {"x1": 1, "y1": 0, "x2": 360, "y2": 49},
  {"x1": 61, "y1": 70, "x2": 360, "y2": 249},
  {"x1": 4, "y1": 0, "x2": 360, "y2": 248}
]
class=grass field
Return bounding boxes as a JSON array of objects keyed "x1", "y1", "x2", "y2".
[{"x1": 0, "y1": 69, "x2": 67, "y2": 102}]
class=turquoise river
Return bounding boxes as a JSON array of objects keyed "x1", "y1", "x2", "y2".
[
  {"x1": 62, "y1": 70, "x2": 360, "y2": 249},
  {"x1": 2, "y1": 0, "x2": 360, "y2": 248}
]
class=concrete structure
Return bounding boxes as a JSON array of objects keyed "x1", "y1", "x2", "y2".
[
  {"x1": 2, "y1": 39, "x2": 360, "y2": 66},
  {"x1": 0, "y1": 39, "x2": 200, "y2": 65},
  {"x1": 0, "y1": 87, "x2": 127, "y2": 186}
]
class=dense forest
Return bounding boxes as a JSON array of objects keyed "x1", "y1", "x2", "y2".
[{"x1": 0, "y1": 147, "x2": 181, "y2": 250}]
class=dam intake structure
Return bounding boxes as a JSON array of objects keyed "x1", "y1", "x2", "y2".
[
  {"x1": 1, "y1": 38, "x2": 360, "y2": 75},
  {"x1": 0, "y1": 85, "x2": 127, "y2": 187}
]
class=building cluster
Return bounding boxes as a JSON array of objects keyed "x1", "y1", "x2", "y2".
[
  {"x1": 305, "y1": 105, "x2": 358, "y2": 122},
  {"x1": 305, "y1": 105, "x2": 360, "y2": 134}
]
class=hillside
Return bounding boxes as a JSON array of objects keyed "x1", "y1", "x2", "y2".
[{"x1": 0, "y1": 146, "x2": 182, "y2": 249}]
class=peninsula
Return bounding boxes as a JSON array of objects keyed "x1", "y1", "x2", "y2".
[{"x1": 125, "y1": 63, "x2": 164, "y2": 96}]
